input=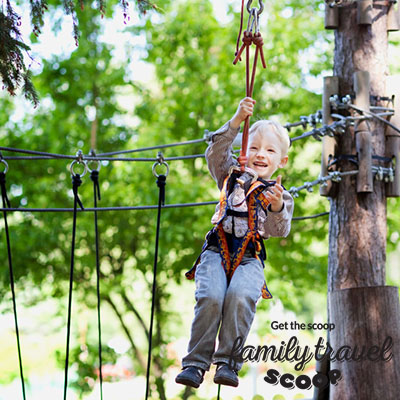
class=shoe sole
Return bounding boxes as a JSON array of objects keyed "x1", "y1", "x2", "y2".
[
  {"x1": 214, "y1": 376, "x2": 239, "y2": 387},
  {"x1": 175, "y1": 376, "x2": 203, "y2": 389}
]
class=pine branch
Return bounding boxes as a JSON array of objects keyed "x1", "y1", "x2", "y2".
[{"x1": 0, "y1": 0, "x2": 161, "y2": 106}]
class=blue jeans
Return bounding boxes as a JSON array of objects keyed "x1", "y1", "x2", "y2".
[{"x1": 182, "y1": 249, "x2": 265, "y2": 371}]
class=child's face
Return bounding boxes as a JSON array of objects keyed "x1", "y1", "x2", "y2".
[{"x1": 247, "y1": 129, "x2": 288, "y2": 179}]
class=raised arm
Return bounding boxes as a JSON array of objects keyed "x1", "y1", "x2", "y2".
[{"x1": 205, "y1": 97, "x2": 255, "y2": 189}]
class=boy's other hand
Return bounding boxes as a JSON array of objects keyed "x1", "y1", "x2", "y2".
[
  {"x1": 266, "y1": 175, "x2": 284, "y2": 212},
  {"x1": 230, "y1": 97, "x2": 256, "y2": 129}
]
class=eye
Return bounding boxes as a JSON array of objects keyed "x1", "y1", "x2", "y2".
[
  {"x1": 267, "y1": 148, "x2": 276, "y2": 153},
  {"x1": 250, "y1": 146, "x2": 258, "y2": 150}
]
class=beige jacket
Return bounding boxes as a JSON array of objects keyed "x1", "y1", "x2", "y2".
[{"x1": 205, "y1": 121, "x2": 294, "y2": 239}]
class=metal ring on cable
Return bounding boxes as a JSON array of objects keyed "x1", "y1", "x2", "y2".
[
  {"x1": 152, "y1": 152, "x2": 169, "y2": 178},
  {"x1": 87, "y1": 150, "x2": 101, "y2": 173},
  {"x1": 0, "y1": 159, "x2": 9, "y2": 174},
  {"x1": 70, "y1": 149, "x2": 88, "y2": 177},
  {"x1": 247, "y1": 0, "x2": 264, "y2": 15},
  {"x1": 70, "y1": 160, "x2": 88, "y2": 177},
  {"x1": 152, "y1": 160, "x2": 169, "y2": 178}
]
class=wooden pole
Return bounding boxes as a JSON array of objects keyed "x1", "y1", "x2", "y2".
[
  {"x1": 328, "y1": 287, "x2": 400, "y2": 399},
  {"x1": 387, "y1": 1, "x2": 400, "y2": 31},
  {"x1": 329, "y1": 2, "x2": 400, "y2": 398},
  {"x1": 320, "y1": 76, "x2": 339, "y2": 197},
  {"x1": 357, "y1": 0, "x2": 372, "y2": 25},
  {"x1": 354, "y1": 71, "x2": 373, "y2": 193},
  {"x1": 325, "y1": 4, "x2": 339, "y2": 30}
]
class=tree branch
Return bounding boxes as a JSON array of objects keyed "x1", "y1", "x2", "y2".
[{"x1": 103, "y1": 294, "x2": 146, "y2": 371}]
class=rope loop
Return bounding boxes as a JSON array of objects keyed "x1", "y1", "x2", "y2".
[
  {"x1": 0, "y1": 171, "x2": 11, "y2": 208},
  {"x1": 72, "y1": 174, "x2": 84, "y2": 210},
  {"x1": 90, "y1": 170, "x2": 101, "y2": 201}
]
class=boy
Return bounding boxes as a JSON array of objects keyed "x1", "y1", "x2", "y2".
[{"x1": 176, "y1": 97, "x2": 294, "y2": 388}]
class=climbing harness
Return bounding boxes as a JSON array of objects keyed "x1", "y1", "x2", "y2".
[
  {"x1": 63, "y1": 151, "x2": 86, "y2": 400},
  {"x1": 0, "y1": 158, "x2": 27, "y2": 400},
  {"x1": 233, "y1": 0, "x2": 266, "y2": 171},
  {"x1": 186, "y1": 169, "x2": 273, "y2": 300},
  {"x1": 88, "y1": 151, "x2": 104, "y2": 400},
  {"x1": 145, "y1": 152, "x2": 168, "y2": 400}
]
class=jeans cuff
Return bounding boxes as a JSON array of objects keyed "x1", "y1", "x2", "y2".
[
  {"x1": 213, "y1": 357, "x2": 243, "y2": 371},
  {"x1": 182, "y1": 360, "x2": 210, "y2": 371}
]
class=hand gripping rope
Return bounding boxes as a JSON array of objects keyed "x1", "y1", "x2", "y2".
[
  {"x1": 0, "y1": 158, "x2": 27, "y2": 400},
  {"x1": 63, "y1": 151, "x2": 86, "y2": 400},
  {"x1": 233, "y1": 0, "x2": 266, "y2": 171},
  {"x1": 145, "y1": 152, "x2": 169, "y2": 400}
]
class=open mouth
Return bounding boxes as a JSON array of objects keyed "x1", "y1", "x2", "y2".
[{"x1": 253, "y1": 162, "x2": 268, "y2": 168}]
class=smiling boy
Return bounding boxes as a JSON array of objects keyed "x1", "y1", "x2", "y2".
[{"x1": 176, "y1": 97, "x2": 294, "y2": 389}]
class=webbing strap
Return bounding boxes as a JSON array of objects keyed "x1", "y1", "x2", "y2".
[
  {"x1": 90, "y1": 170, "x2": 103, "y2": 400},
  {"x1": 0, "y1": 172, "x2": 26, "y2": 400},
  {"x1": 145, "y1": 174, "x2": 166, "y2": 400},
  {"x1": 63, "y1": 174, "x2": 84, "y2": 400}
]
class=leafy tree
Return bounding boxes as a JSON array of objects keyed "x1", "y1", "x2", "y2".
[{"x1": 0, "y1": 0, "x2": 161, "y2": 105}]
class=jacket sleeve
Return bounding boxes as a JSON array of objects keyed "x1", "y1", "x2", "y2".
[
  {"x1": 261, "y1": 190, "x2": 294, "y2": 238},
  {"x1": 205, "y1": 121, "x2": 240, "y2": 190}
]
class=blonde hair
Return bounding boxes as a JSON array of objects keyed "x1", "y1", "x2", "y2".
[{"x1": 249, "y1": 120, "x2": 290, "y2": 156}]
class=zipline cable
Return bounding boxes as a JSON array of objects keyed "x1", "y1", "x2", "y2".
[
  {"x1": 0, "y1": 161, "x2": 27, "y2": 400},
  {"x1": 97, "y1": 138, "x2": 206, "y2": 157},
  {"x1": 145, "y1": 156, "x2": 169, "y2": 400},
  {"x1": 63, "y1": 159, "x2": 86, "y2": 400},
  {"x1": 89, "y1": 159, "x2": 104, "y2": 400}
]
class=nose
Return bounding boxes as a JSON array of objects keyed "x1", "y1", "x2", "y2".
[{"x1": 256, "y1": 148, "x2": 268, "y2": 159}]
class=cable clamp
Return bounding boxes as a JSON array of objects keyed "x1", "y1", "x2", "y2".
[
  {"x1": 289, "y1": 186, "x2": 300, "y2": 198},
  {"x1": 152, "y1": 151, "x2": 169, "y2": 178},
  {"x1": 70, "y1": 149, "x2": 88, "y2": 177},
  {"x1": 305, "y1": 182, "x2": 314, "y2": 192},
  {"x1": 329, "y1": 171, "x2": 342, "y2": 183},
  {"x1": 204, "y1": 129, "x2": 213, "y2": 144}
]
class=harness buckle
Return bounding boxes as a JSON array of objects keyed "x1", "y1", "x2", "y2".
[{"x1": 228, "y1": 165, "x2": 258, "y2": 187}]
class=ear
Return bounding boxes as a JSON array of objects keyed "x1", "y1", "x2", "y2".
[{"x1": 279, "y1": 155, "x2": 288, "y2": 168}]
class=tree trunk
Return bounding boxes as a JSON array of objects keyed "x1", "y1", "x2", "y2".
[
  {"x1": 327, "y1": 3, "x2": 400, "y2": 400},
  {"x1": 329, "y1": 4, "x2": 387, "y2": 290}
]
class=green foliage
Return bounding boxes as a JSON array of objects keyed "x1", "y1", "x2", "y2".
[
  {"x1": 0, "y1": 0, "x2": 162, "y2": 105},
  {"x1": 55, "y1": 342, "x2": 119, "y2": 397}
]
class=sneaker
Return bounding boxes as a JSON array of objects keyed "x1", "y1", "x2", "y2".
[
  {"x1": 175, "y1": 366, "x2": 205, "y2": 388},
  {"x1": 213, "y1": 363, "x2": 239, "y2": 387}
]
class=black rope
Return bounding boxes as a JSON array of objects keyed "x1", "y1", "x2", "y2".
[
  {"x1": 90, "y1": 170, "x2": 103, "y2": 400},
  {"x1": 0, "y1": 172, "x2": 26, "y2": 400},
  {"x1": 145, "y1": 174, "x2": 166, "y2": 400},
  {"x1": 63, "y1": 174, "x2": 84, "y2": 400},
  {"x1": 217, "y1": 383, "x2": 221, "y2": 400}
]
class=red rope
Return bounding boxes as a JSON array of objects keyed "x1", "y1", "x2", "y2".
[{"x1": 233, "y1": 1, "x2": 267, "y2": 171}]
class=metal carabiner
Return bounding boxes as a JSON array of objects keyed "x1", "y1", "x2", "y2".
[{"x1": 247, "y1": 0, "x2": 264, "y2": 15}]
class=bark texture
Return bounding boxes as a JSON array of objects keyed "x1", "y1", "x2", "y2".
[
  {"x1": 329, "y1": 4, "x2": 388, "y2": 291},
  {"x1": 328, "y1": 287, "x2": 400, "y2": 400}
]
